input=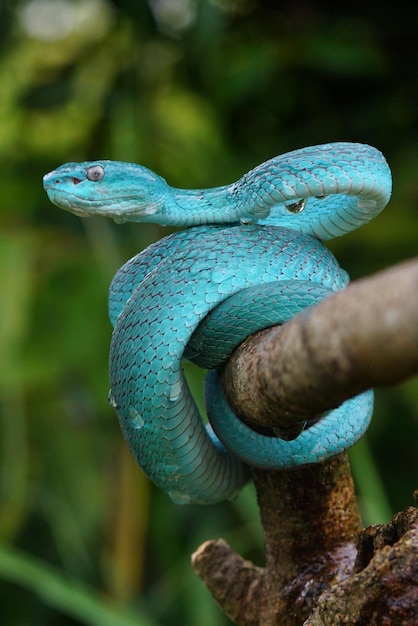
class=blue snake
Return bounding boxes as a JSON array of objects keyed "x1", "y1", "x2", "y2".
[{"x1": 43, "y1": 142, "x2": 392, "y2": 504}]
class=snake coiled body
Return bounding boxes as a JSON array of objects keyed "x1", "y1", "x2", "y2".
[{"x1": 43, "y1": 142, "x2": 392, "y2": 504}]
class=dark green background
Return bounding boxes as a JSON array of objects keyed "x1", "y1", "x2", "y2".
[{"x1": 0, "y1": 1, "x2": 417, "y2": 624}]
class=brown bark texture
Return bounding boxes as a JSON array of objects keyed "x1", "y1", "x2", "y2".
[{"x1": 191, "y1": 259, "x2": 418, "y2": 625}]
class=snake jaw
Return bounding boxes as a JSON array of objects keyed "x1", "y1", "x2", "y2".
[
  {"x1": 44, "y1": 186, "x2": 161, "y2": 221},
  {"x1": 43, "y1": 160, "x2": 167, "y2": 220}
]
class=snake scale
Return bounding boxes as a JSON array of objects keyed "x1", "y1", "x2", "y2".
[{"x1": 43, "y1": 142, "x2": 392, "y2": 504}]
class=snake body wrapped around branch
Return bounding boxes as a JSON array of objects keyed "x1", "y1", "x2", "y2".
[{"x1": 43, "y1": 142, "x2": 392, "y2": 504}]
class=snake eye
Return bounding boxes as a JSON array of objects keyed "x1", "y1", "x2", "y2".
[{"x1": 86, "y1": 165, "x2": 105, "y2": 182}]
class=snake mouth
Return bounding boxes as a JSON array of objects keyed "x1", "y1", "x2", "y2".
[{"x1": 44, "y1": 187, "x2": 159, "y2": 219}]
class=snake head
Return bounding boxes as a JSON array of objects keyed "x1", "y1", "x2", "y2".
[{"x1": 43, "y1": 160, "x2": 167, "y2": 223}]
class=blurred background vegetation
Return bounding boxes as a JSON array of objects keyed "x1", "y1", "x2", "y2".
[{"x1": 0, "y1": 1, "x2": 417, "y2": 624}]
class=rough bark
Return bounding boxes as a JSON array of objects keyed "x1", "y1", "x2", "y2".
[
  {"x1": 192, "y1": 454, "x2": 370, "y2": 625},
  {"x1": 192, "y1": 476, "x2": 418, "y2": 625},
  {"x1": 191, "y1": 539, "x2": 264, "y2": 626},
  {"x1": 306, "y1": 505, "x2": 418, "y2": 626}
]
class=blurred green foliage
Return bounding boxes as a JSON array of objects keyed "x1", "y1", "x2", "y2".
[{"x1": 0, "y1": 1, "x2": 417, "y2": 624}]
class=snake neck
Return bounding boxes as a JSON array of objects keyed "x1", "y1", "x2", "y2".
[
  {"x1": 154, "y1": 176, "x2": 275, "y2": 226},
  {"x1": 145, "y1": 183, "x2": 269, "y2": 227}
]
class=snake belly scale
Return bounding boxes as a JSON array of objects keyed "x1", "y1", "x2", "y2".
[{"x1": 43, "y1": 142, "x2": 392, "y2": 504}]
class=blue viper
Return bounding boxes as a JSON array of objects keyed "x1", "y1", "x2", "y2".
[{"x1": 43, "y1": 142, "x2": 392, "y2": 504}]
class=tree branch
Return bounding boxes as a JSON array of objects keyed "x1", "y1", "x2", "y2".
[
  {"x1": 192, "y1": 258, "x2": 418, "y2": 625},
  {"x1": 192, "y1": 454, "x2": 363, "y2": 625},
  {"x1": 219, "y1": 257, "x2": 418, "y2": 432}
]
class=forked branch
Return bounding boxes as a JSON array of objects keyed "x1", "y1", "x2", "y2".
[{"x1": 192, "y1": 258, "x2": 418, "y2": 625}]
